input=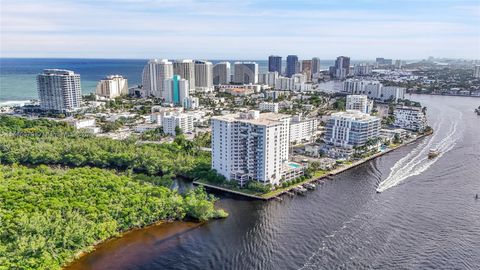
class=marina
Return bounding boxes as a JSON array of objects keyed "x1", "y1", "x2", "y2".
[{"x1": 194, "y1": 130, "x2": 433, "y2": 200}]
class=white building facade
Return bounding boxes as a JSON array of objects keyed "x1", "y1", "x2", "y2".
[
  {"x1": 173, "y1": 59, "x2": 196, "y2": 93},
  {"x1": 325, "y1": 110, "x2": 381, "y2": 148},
  {"x1": 233, "y1": 62, "x2": 258, "y2": 84},
  {"x1": 213, "y1": 62, "x2": 231, "y2": 85},
  {"x1": 393, "y1": 106, "x2": 427, "y2": 131},
  {"x1": 211, "y1": 111, "x2": 291, "y2": 186},
  {"x1": 259, "y1": 102, "x2": 279, "y2": 113},
  {"x1": 289, "y1": 115, "x2": 318, "y2": 145},
  {"x1": 194, "y1": 60, "x2": 213, "y2": 92},
  {"x1": 346, "y1": 95, "x2": 373, "y2": 114},
  {"x1": 162, "y1": 112, "x2": 194, "y2": 135},
  {"x1": 96, "y1": 75, "x2": 128, "y2": 98},
  {"x1": 141, "y1": 59, "x2": 174, "y2": 98},
  {"x1": 163, "y1": 75, "x2": 189, "y2": 107},
  {"x1": 37, "y1": 69, "x2": 82, "y2": 112},
  {"x1": 343, "y1": 79, "x2": 405, "y2": 101}
]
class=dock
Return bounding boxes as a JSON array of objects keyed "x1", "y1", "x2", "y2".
[{"x1": 194, "y1": 131, "x2": 433, "y2": 201}]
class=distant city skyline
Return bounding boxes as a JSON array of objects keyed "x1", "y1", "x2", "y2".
[{"x1": 1, "y1": 0, "x2": 479, "y2": 59}]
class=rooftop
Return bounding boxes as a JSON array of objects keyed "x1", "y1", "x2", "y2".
[
  {"x1": 212, "y1": 111, "x2": 290, "y2": 126},
  {"x1": 330, "y1": 110, "x2": 380, "y2": 121}
]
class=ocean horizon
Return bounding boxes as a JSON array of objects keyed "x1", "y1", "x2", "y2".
[{"x1": 0, "y1": 57, "x2": 360, "y2": 104}]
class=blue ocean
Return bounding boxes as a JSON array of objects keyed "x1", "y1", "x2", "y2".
[{"x1": 0, "y1": 58, "x2": 338, "y2": 105}]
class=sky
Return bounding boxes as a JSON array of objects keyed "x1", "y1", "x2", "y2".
[{"x1": 1, "y1": 0, "x2": 479, "y2": 60}]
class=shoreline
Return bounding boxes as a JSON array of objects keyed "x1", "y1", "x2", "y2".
[
  {"x1": 63, "y1": 220, "x2": 203, "y2": 270},
  {"x1": 194, "y1": 130, "x2": 433, "y2": 200}
]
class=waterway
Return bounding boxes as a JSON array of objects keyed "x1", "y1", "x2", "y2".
[{"x1": 66, "y1": 94, "x2": 480, "y2": 270}]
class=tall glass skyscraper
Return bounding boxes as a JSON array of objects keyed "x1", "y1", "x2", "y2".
[
  {"x1": 286, "y1": 55, "x2": 298, "y2": 78},
  {"x1": 268, "y1": 55, "x2": 282, "y2": 74}
]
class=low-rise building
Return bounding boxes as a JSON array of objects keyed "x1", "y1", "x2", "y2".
[
  {"x1": 289, "y1": 115, "x2": 318, "y2": 145},
  {"x1": 162, "y1": 112, "x2": 194, "y2": 135},
  {"x1": 259, "y1": 102, "x2": 279, "y2": 113},
  {"x1": 393, "y1": 106, "x2": 427, "y2": 132},
  {"x1": 183, "y1": 96, "x2": 199, "y2": 110},
  {"x1": 346, "y1": 95, "x2": 373, "y2": 114},
  {"x1": 324, "y1": 110, "x2": 381, "y2": 149},
  {"x1": 65, "y1": 118, "x2": 96, "y2": 129},
  {"x1": 380, "y1": 128, "x2": 408, "y2": 142}
]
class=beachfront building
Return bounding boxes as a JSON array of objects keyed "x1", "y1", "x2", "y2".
[
  {"x1": 233, "y1": 62, "x2": 259, "y2": 84},
  {"x1": 213, "y1": 62, "x2": 231, "y2": 85},
  {"x1": 325, "y1": 110, "x2": 381, "y2": 149},
  {"x1": 211, "y1": 111, "x2": 292, "y2": 186},
  {"x1": 289, "y1": 115, "x2": 318, "y2": 145},
  {"x1": 393, "y1": 105, "x2": 427, "y2": 132},
  {"x1": 141, "y1": 59, "x2": 174, "y2": 98},
  {"x1": 37, "y1": 69, "x2": 82, "y2": 113},
  {"x1": 346, "y1": 95, "x2": 373, "y2": 114},
  {"x1": 173, "y1": 59, "x2": 196, "y2": 93},
  {"x1": 194, "y1": 60, "x2": 213, "y2": 92},
  {"x1": 96, "y1": 75, "x2": 128, "y2": 98}
]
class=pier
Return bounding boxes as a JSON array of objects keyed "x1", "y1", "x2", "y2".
[{"x1": 194, "y1": 131, "x2": 433, "y2": 200}]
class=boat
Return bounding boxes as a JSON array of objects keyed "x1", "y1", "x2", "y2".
[
  {"x1": 428, "y1": 149, "x2": 440, "y2": 159},
  {"x1": 304, "y1": 183, "x2": 316, "y2": 190}
]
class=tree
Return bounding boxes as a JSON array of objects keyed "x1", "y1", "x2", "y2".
[{"x1": 175, "y1": 126, "x2": 183, "y2": 136}]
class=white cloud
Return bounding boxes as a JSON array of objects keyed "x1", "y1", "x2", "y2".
[{"x1": 0, "y1": 0, "x2": 479, "y2": 59}]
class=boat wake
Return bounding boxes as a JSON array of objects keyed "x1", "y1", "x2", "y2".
[{"x1": 376, "y1": 110, "x2": 463, "y2": 193}]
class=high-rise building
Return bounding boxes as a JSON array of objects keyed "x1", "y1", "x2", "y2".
[
  {"x1": 213, "y1": 62, "x2": 231, "y2": 85},
  {"x1": 258, "y1": 71, "x2": 279, "y2": 87},
  {"x1": 211, "y1": 111, "x2": 291, "y2": 186},
  {"x1": 353, "y1": 63, "x2": 373, "y2": 76},
  {"x1": 311, "y1": 57, "x2": 321, "y2": 74},
  {"x1": 302, "y1": 60, "x2": 312, "y2": 81},
  {"x1": 268, "y1": 55, "x2": 282, "y2": 74},
  {"x1": 346, "y1": 95, "x2": 373, "y2": 114},
  {"x1": 163, "y1": 75, "x2": 189, "y2": 106},
  {"x1": 141, "y1": 59, "x2": 174, "y2": 98},
  {"x1": 376, "y1": 57, "x2": 393, "y2": 67},
  {"x1": 332, "y1": 56, "x2": 350, "y2": 79},
  {"x1": 194, "y1": 60, "x2": 213, "y2": 92},
  {"x1": 325, "y1": 110, "x2": 381, "y2": 148},
  {"x1": 233, "y1": 62, "x2": 258, "y2": 84},
  {"x1": 173, "y1": 60, "x2": 195, "y2": 92},
  {"x1": 474, "y1": 65, "x2": 480, "y2": 78},
  {"x1": 37, "y1": 69, "x2": 82, "y2": 112},
  {"x1": 286, "y1": 55, "x2": 299, "y2": 78},
  {"x1": 394, "y1": 59, "x2": 403, "y2": 69},
  {"x1": 96, "y1": 75, "x2": 128, "y2": 99}
]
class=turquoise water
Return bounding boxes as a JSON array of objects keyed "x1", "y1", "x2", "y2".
[
  {"x1": 288, "y1": 162, "x2": 301, "y2": 168},
  {"x1": 0, "y1": 58, "x2": 342, "y2": 105}
]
